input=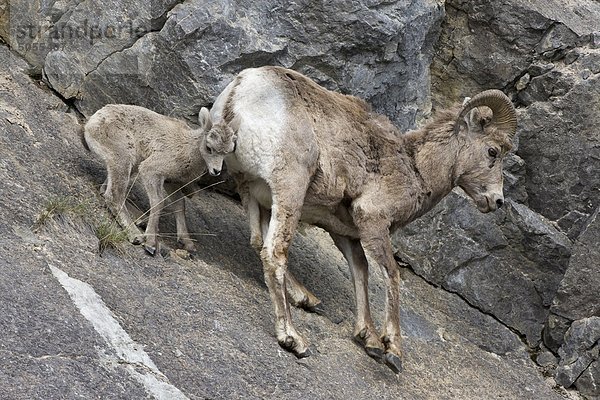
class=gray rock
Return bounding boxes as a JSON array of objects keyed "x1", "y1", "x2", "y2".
[
  {"x1": 537, "y1": 348, "x2": 558, "y2": 368},
  {"x1": 575, "y1": 358, "x2": 600, "y2": 398},
  {"x1": 517, "y1": 71, "x2": 600, "y2": 226},
  {"x1": 535, "y1": 23, "x2": 579, "y2": 60},
  {"x1": 2, "y1": 0, "x2": 446, "y2": 131},
  {"x1": 555, "y1": 317, "x2": 600, "y2": 390},
  {"x1": 0, "y1": 43, "x2": 572, "y2": 400},
  {"x1": 551, "y1": 208, "x2": 600, "y2": 323},
  {"x1": 544, "y1": 314, "x2": 575, "y2": 354},
  {"x1": 431, "y1": 0, "x2": 557, "y2": 108},
  {"x1": 393, "y1": 193, "x2": 571, "y2": 346}
]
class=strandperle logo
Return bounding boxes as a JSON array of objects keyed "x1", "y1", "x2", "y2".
[
  {"x1": 11, "y1": 19, "x2": 148, "y2": 44},
  {"x1": 11, "y1": 19, "x2": 150, "y2": 50}
]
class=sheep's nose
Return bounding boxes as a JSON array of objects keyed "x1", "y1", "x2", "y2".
[
  {"x1": 209, "y1": 168, "x2": 221, "y2": 177},
  {"x1": 496, "y1": 198, "x2": 504, "y2": 208}
]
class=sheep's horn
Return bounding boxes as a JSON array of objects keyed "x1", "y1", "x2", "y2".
[{"x1": 454, "y1": 89, "x2": 517, "y2": 138}]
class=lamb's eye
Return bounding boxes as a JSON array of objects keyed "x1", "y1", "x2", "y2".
[{"x1": 488, "y1": 148, "x2": 498, "y2": 158}]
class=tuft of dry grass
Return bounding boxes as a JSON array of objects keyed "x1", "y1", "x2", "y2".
[
  {"x1": 33, "y1": 196, "x2": 89, "y2": 229},
  {"x1": 93, "y1": 219, "x2": 128, "y2": 255},
  {"x1": 33, "y1": 195, "x2": 129, "y2": 254}
]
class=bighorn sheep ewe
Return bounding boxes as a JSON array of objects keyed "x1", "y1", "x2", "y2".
[
  {"x1": 211, "y1": 66, "x2": 517, "y2": 373},
  {"x1": 84, "y1": 104, "x2": 236, "y2": 255}
]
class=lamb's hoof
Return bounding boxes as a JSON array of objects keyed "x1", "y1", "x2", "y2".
[
  {"x1": 365, "y1": 346, "x2": 385, "y2": 361},
  {"x1": 383, "y1": 352, "x2": 403, "y2": 374},
  {"x1": 131, "y1": 236, "x2": 144, "y2": 245},
  {"x1": 304, "y1": 302, "x2": 325, "y2": 315},
  {"x1": 144, "y1": 244, "x2": 157, "y2": 256},
  {"x1": 296, "y1": 344, "x2": 316, "y2": 359}
]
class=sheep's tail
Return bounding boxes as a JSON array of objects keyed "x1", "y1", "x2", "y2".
[{"x1": 80, "y1": 123, "x2": 91, "y2": 152}]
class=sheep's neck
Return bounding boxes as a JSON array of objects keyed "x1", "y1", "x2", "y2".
[{"x1": 402, "y1": 128, "x2": 460, "y2": 216}]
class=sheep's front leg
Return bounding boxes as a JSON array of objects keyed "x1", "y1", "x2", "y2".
[
  {"x1": 330, "y1": 233, "x2": 384, "y2": 360},
  {"x1": 261, "y1": 199, "x2": 310, "y2": 357},
  {"x1": 359, "y1": 224, "x2": 403, "y2": 374},
  {"x1": 165, "y1": 183, "x2": 196, "y2": 253}
]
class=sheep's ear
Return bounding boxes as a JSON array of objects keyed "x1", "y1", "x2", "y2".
[
  {"x1": 463, "y1": 108, "x2": 486, "y2": 136},
  {"x1": 198, "y1": 107, "x2": 212, "y2": 131}
]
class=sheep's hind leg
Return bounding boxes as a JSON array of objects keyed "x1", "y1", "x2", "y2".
[
  {"x1": 256, "y1": 202, "x2": 322, "y2": 313},
  {"x1": 330, "y1": 233, "x2": 384, "y2": 361},
  {"x1": 139, "y1": 161, "x2": 166, "y2": 256},
  {"x1": 104, "y1": 161, "x2": 143, "y2": 244},
  {"x1": 261, "y1": 192, "x2": 311, "y2": 358}
]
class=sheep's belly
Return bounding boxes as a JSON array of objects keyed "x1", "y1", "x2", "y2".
[{"x1": 249, "y1": 181, "x2": 337, "y2": 221}]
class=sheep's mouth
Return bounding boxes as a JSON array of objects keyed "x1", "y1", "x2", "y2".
[{"x1": 469, "y1": 193, "x2": 494, "y2": 213}]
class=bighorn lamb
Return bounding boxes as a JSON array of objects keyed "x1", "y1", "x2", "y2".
[
  {"x1": 84, "y1": 104, "x2": 236, "y2": 255},
  {"x1": 211, "y1": 66, "x2": 516, "y2": 373}
]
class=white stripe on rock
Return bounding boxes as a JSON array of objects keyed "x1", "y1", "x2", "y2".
[{"x1": 50, "y1": 265, "x2": 188, "y2": 400}]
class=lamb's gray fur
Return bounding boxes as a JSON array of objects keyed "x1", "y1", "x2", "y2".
[{"x1": 84, "y1": 104, "x2": 236, "y2": 255}]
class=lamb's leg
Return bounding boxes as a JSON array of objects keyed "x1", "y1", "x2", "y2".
[
  {"x1": 139, "y1": 161, "x2": 166, "y2": 256},
  {"x1": 165, "y1": 183, "x2": 196, "y2": 253},
  {"x1": 329, "y1": 233, "x2": 384, "y2": 360},
  {"x1": 261, "y1": 193, "x2": 310, "y2": 357},
  {"x1": 257, "y1": 203, "x2": 321, "y2": 312},
  {"x1": 358, "y1": 222, "x2": 403, "y2": 374},
  {"x1": 104, "y1": 161, "x2": 143, "y2": 244}
]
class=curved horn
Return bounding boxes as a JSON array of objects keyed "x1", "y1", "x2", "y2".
[{"x1": 454, "y1": 89, "x2": 517, "y2": 138}]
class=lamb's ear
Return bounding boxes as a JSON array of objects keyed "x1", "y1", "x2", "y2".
[{"x1": 198, "y1": 107, "x2": 213, "y2": 131}]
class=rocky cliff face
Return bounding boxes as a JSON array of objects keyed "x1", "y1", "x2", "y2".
[
  {"x1": 1, "y1": 0, "x2": 599, "y2": 398},
  {"x1": 420, "y1": 1, "x2": 600, "y2": 396},
  {"x1": 3, "y1": 0, "x2": 444, "y2": 130}
]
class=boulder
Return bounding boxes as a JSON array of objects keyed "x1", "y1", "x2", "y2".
[
  {"x1": 555, "y1": 317, "x2": 600, "y2": 397},
  {"x1": 545, "y1": 208, "x2": 600, "y2": 353},
  {"x1": 393, "y1": 193, "x2": 571, "y2": 346},
  {"x1": 2, "y1": 0, "x2": 446, "y2": 130}
]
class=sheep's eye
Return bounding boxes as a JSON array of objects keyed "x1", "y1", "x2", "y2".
[
  {"x1": 206, "y1": 146, "x2": 213, "y2": 155},
  {"x1": 488, "y1": 148, "x2": 498, "y2": 158}
]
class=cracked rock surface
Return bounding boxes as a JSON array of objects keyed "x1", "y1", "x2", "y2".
[
  {"x1": 1, "y1": 0, "x2": 599, "y2": 398},
  {"x1": 0, "y1": 43, "x2": 578, "y2": 399}
]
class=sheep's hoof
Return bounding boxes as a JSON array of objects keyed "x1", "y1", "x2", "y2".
[
  {"x1": 144, "y1": 244, "x2": 157, "y2": 256},
  {"x1": 383, "y1": 352, "x2": 403, "y2": 374},
  {"x1": 296, "y1": 344, "x2": 316, "y2": 359},
  {"x1": 278, "y1": 336, "x2": 311, "y2": 358},
  {"x1": 304, "y1": 302, "x2": 325, "y2": 315},
  {"x1": 365, "y1": 346, "x2": 385, "y2": 361},
  {"x1": 131, "y1": 235, "x2": 144, "y2": 245}
]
